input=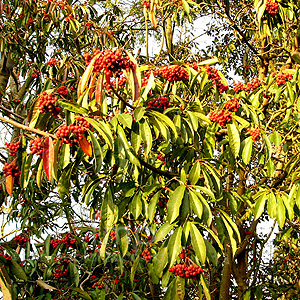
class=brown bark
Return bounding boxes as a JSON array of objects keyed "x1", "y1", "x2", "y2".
[{"x1": 219, "y1": 245, "x2": 232, "y2": 300}]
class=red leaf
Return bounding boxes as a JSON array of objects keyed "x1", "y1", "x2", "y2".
[
  {"x1": 42, "y1": 137, "x2": 54, "y2": 180},
  {"x1": 79, "y1": 136, "x2": 92, "y2": 157},
  {"x1": 5, "y1": 175, "x2": 14, "y2": 196}
]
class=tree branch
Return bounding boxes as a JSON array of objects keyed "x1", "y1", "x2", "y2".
[{"x1": 0, "y1": 116, "x2": 56, "y2": 138}]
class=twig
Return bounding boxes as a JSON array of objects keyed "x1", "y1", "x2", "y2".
[{"x1": 0, "y1": 116, "x2": 56, "y2": 138}]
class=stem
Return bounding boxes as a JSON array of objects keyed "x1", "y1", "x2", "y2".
[
  {"x1": 219, "y1": 245, "x2": 232, "y2": 300},
  {"x1": 0, "y1": 116, "x2": 56, "y2": 138}
]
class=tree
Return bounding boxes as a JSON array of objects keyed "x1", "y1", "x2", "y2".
[{"x1": 0, "y1": 0, "x2": 300, "y2": 299}]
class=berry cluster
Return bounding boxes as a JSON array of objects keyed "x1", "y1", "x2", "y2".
[
  {"x1": 83, "y1": 49, "x2": 134, "y2": 79},
  {"x1": 233, "y1": 82, "x2": 245, "y2": 93},
  {"x1": 154, "y1": 65, "x2": 189, "y2": 82},
  {"x1": 31, "y1": 68, "x2": 41, "y2": 78},
  {"x1": 5, "y1": 140, "x2": 21, "y2": 156},
  {"x1": 244, "y1": 77, "x2": 261, "y2": 93},
  {"x1": 276, "y1": 73, "x2": 292, "y2": 86},
  {"x1": 38, "y1": 92, "x2": 61, "y2": 117},
  {"x1": 209, "y1": 110, "x2": 232, "y2": 126},
  {"x1": 53, "y1": 257, "x2": 70, "y2": 278},
  {"x1": 247, "y1": 128, "x2": 260, "y2": 142},
  {"x1": 57, "y1": 86, "x2": 68, "y2": 96},
  {"x1": 30, "y1": 138, "x2": 44, "y2": 157},
  {"x1": 56, "y1": 116, "x2": 92, "y2": 145},
  {"x1": 61, "y1": 232, "x2": 77, "y2": 248},
  {"x1": 27, "y1": 17, "x2": 34, "y2": 24},
  {"x1": 205, "y1": 66, "x2": 229, "y2": 93},
  {"x1": 157, "y1": 154, "x2": 166, "y2": 165},
  {"x1": 92, "y1": 281, "x2": 104, "y2": 289},
  {"x1": 140, "y1": 248, "x2": 152, "y2": 263},
  {"x1": 224, "y1": 97, "x2": 240, "y2": 112},
  {"x1": 50, "y1": 238, "x2": 61, "y2": 249},
  {"x1": 46, "y1": 58, "x2": 58, "y2": 67},
  {"x1": 179, "y1": 248, "x2": 190, "y2": 260},
  {"x1": 266, "y1": 0, "x2": 279, "y2": 15},
  {"x1": 147, "y1": 96, "x2": 170, "y2": 110},
  {"x1": 0, "y1": 248, "x2": 12, "y2": 261},
  {"x1": 157, "y1": 196, "x2": 168, "y2": 207},
  {"x1": 142, "y1": 0, "x2": 150, "y2": 8},
  {"x1": 110, "y1": 231, "x2": 116, "y2": 241},
  {"x1": 188, "y1": 62, "x2": 200, "y2": 72},
  {"x1": 168, "y1": 263, "x2": 203, "y2": 279},
  {"x1": 3, "y1": 163, "x2": 21, "y2": 179},
  {"x1": 14, "y1": 232, "x2": 29, "y2": 248},
  {"x1": 141, "y1": 70, "x2": 151, "y2": 87}
]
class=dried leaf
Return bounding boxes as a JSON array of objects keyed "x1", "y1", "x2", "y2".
[
  {"x1": 79, "y1": 136, "x2": 92, "y2": 157},
  {"x1": 5, "y1": 175, "x2": 14, "y2": 196},
  {"x1": 42, "y1": 137, "x2": 54, "y2": 180}
]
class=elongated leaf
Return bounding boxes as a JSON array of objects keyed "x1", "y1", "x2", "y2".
[
  {"x1": 78, "y1": 53, "x2": 100, "y2": 98},
  {"x1": 220, "y1": 214, "x2": 237, "y2": 255},
  {"x1": 190, "y1": 223, "x2": 206, "y2": 264},
  {"x1": 227, "y1": 122, "x2": 240, "y2": 158},
  {"x1": 242, "y1": 137, "x2": 253, "y2": 165},
  {"x1": 153, "y1": 244, "x2": 168, "y2": 277},
  {"x1": 168, "y1": 227, "x2": 182, "y2": 266},
  {"x1": 200, "y1": 275, "x2": 211, "y2": 300},
  {"x1": 117, "y1": 226, "x2": 128, "y2": 257},
  {"x1": 276, "y1": 194, "x2": 286, "y2": 228},
  {"x1": 5, "y1": 175, "x2": 14, "y2": 196},
  {"x1": 21, "y1": 155, "x2": 32, "y2": 189},
  {"x1": 79, "y1": 136, "x2": 92, "y2": 157},
  {"x1": 189, "y1": 190, "x2": 203, "y2": 219},
  {"x1": 189, "y1": 161, "x2": 200, "y2": 185},
  {"x1": 36, "y1": 280, "x2": 57, "y2": 290},
  {"x1": 254, "y1": 193, "x2": 267, "y2": 220},
  {"x1": 88, "y1": 131, "x2": 103, "y2": 173},
  {"x1": 0, "y1": 276, "x2": 12, "y2": 300},
  {"x1": 11, "y1": 259, "x2": 27, "y2": 280},
  {"x1": 95, "y1": 73, "x2": 104, "y2": 105},
  {"x1": 267, "y1": 192, "x2": 277, "y2": 219},
  {"x1": 42, "y1": 136, "x2": 54, "y2": 180},
  {"x1": 175, "y1": 276, "x2": 185, "y2": 300},
  {"x1": 167, "y1": 185, "x2": 185, "y2": 224},
  {"x1": 155, "y1": 222, "x2": 173, "y2": 243},
  {"x1": 58, "y1": 100, "x2": 88, "y2": 115}
]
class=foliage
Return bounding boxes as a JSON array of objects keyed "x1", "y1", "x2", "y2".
[{"x1": 0, "y1": 0, "x2": 300, "y2": 299}]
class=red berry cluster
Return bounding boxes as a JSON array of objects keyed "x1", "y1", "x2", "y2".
[
  {"x1": 31, "y1": 68, "x2": 40, "y2": 78},
  {"x1": 83, "y1": 49, "x2": 134, "y2": 79},
  {"x1": 50, "y1": 238, "x2": 61, "y2": 249},
  {"x1": 57, "y1": 86, "x2": 68, "y2": 96},
  {"x1": 5, "y1": 140, "x2": 21, "y2": 156},
  {"x1": 157, "y1": 154, "x2": 166, "y2": 165},
  {"x1": 147, "y1": 96, "x2": 170, "y2": 110},
  {"x1": 154, "y1": 65, "x2": 189, "y2": 82},
  {"x1": 209, "y1": 110, "x2": 232, "y2": 126},
  {"x1": 188, "y1": 62, "x2": 200, "y2": 72},
  {"x1": 38, "y1": 92, "x2": 61, "y2": 116},
  {"x1": 179, "y1": 248, "x2": 190, "y2": 260},
  {"x1": 158, "y1": 196, "x2": 168, "y2": 207},
  {"x1": 224, "y1": 97, "x2": 240, "y2": 112},
  {"x1": 142, "y1": 0, "x2": 150, "y2": 8},
  {"x1": 56, "y1": 116, "x2": 92, "y2": 145},
  {"x1": 168, "y1": 263, "x2": 203, "y2": 279},
  {"x1": 244, "y1": 77, "x2": 261, "y2": 93},
  {"x1": 266, "y1": 0, "x2": 279, "y2": 15},
  {"x1": 46, "y1": 58, "x2": 58, "y2": 67},
  {"x1": 110, "y1": 231, "x2": 116, "y2": 240},
  {"x1": 3, "y1": 163, "x2": 21, "y2": 179},
  {"x1": 140, "y1": 248, "x2": 152, "y2": 263},
  {"x1": 205, "y1": 66, "x2": 229, "y2": 93},
  {"x1": 14, "y1": 232, "x2": 29, "y2": 248},
  {"x1": 53, "y1": 257, "x2": 70, "y2": 278},
  {"x1": 92, "y1": 281, "x2": 104, "y2": 289},
  {"x1": 276, "y1": 73, "x2": 292, "y2": 86},
  {"x1": 141, "y1": 70, "x2": 151, "y2": 87},
  {"x1": 30, "y1": 138, "x2": 44, "y2": 157},
  {"x1": 27, "y1": 17, "x2": 34, "y2": 24},
  {"x1": 233, "y1": 82, "x2": 245, "y2": 93},
  {"x1": 247, "y1": 128, "x2": 260, "y2": 142},
  {"x1": 61, "y1": 232, "x2": 76, "y2": 248},
  {"x1": 0, "y1": 248, "x2": 12, "y2": 261}
]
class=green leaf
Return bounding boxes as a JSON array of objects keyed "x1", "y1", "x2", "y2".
[
  {"x1": 134, "y1": 107, "x2": 146, "y2": 122},
  {"x1": 69, "y1": 262, "x2": 79, "y2": 287},
  {"x1": 140, "y1": 118, "x2": 153, "y2": 158},
  {"x1": 88, "y1": 130, "x2": 103, "y2": 173},
  {"x1": 21, "y1": 154, "x2": 32, "y2": 189},
  {"x1": 242, "y1": 137, "x2": 253, "y2": 165},
  {"x1": 267, "y1": 192, "x2": 277, "y2": 219},
  {"x1": 276, "y1": 194, "x2": 286, "y2": 228},
  {"x1": 11, "y1": 259, "x2": 28, "y2": 280},
  {"x1": 219, "y1": 213, "x2": 238, "y2": 255},
  {"x1": 254, "y1": 193, "x2": 267, "y2": 220},
  {"x1": 189, "y1": 161, "x2": 200, "y2": 185},
  {"x1": 189, "y1": 190, "x2": 203, "y2": 219},
  {"x1": 200, "y1": 275, "x2": 211, "y2": 300},
  {"x1": 148, "y1": 191, "x2": 160, "y2": 223},
  {"x1": 168, "y1": 227, "x2": 182, "y2": 266},
  {"x1": 100, "y1": 230, "x2": 110, "y2": 259},
  {"x1": 153, "y1": 244, "x2": 168, "y2": 277},
  {"x1": 117, "y1": 113, "x2": 133, "y2": 129},
  {"x1": 64, "y1": 287, "x2": 92, "y2": 300},
  {"x1": 190, "y1": 223, "x2": 206, "y2": 264},
  {"x1": 175, "y1": 276, "x2": 185, "y2": 300},
  {"x1": 155, "y1": 222, "x2": 173, "y2": 243},
  {"x1": 205, "y1": 240, "x2": 217, "y2": 266},
  {"x1": 131, "y1": 293, "x2": 142, "y2": 300},
  {"x1": 117, "y1": 226, "x2": 128, "y2": 257},
  {"x1": 129, "y1": 192, "x2": 142, "y2": 219},
  {"x1": 36, "y1": 280, "x2": 57, "y2": 290},
  {"x1": 167, "y1": 185, "x2": 185, "y2": 224},
  {"x1": 227, "y1": 122, "x2": 240, "y2": 158},
  {"x1": 58, "y1": 100, "x2": 88, "y2": 114},
  {"x1": 130, "y1": 255, "x2": 140, "y2": 284}
]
